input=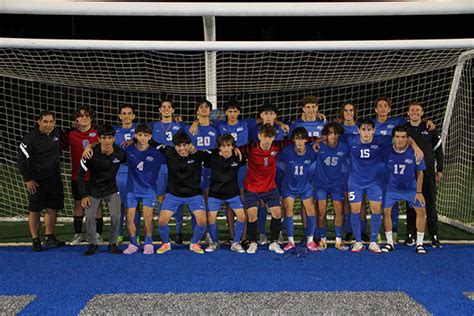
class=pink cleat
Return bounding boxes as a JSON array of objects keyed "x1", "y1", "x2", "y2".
[
  {"x1": 143, "y1": 244, "x2": 154, "y2": 255},
  {"x1": 123, "y1": 244, "x2": 139, "y2": 255},
  {"x1": 306, "y1": 241, "x2": 320, "y2": 252},
  {"x1": 284, "y1": 242, "x2": 296, "y2": 251}
]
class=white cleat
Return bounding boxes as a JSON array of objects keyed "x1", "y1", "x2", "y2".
[
  {"x1": 258, "y1": 234, "x2": 268, "y2": 245},
  {"x1": 269, "y1": 241, "x2": 284, "y2": 254},
  {"x1": 205, "y1": 242, "x2": 220, "y2": 253},
  {"x1": 246, "y1": 242, "x2": 258, "y2": 254},
  {"x1": 231, "y1": 242, "x2": 245, "y2": 253}
]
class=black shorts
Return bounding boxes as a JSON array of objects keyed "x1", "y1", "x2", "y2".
[
  {"x1": 71, "y1": 180, "x2": 85, "y2": 201},
  {"x1": 29, "y1": 177, "x2": 64, "y2": 213}
]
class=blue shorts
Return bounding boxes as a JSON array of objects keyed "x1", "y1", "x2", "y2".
[
  {"x1": 208, "y1": 196, "x2": 244, "y2": 212},
  {"x1": 314, "y1": 186, "x2": 344, "y2": 202},
  {"x1": 244, "y1": 188, "x2": 281, "y2": 209},
  {"x1": 347, "y1": 185, "x2": 383, "y2": 204},
  {"x1": 161, "y1": 193, "x2": 206, "y2": 213},
  {"x1": 201, "y1": 167, "x2": 211, "y2": 191},
  {"x1": 156, "y1": 165, "x2": 168, "y2": 196},
  {"x1": 127, "y1": 191, "x2": 156, "y2": 209},
  {"x1": 237, "y1": 165, "x2": 247, "y2": 190},
  {"x1": 282, "y1": 185, "x2": 313, "y2": 201},
  {"x1": 384, "y1": 189, "x2": 424, "y2": 209},
  {"x1": 116, "y1": 171, "x2": 128, "y2": 207}
]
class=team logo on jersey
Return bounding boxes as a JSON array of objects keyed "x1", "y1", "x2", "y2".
[
  {"x1": 112, "y1": 158, "x2": 121, "y2": 163},
  {"x1": 89, "y1": 132, "x2": 97, "y2": 137},
  {"x1": 381, "y1": 130, "x2": 388, "y2": 135},
  {"x1": 82, "y1": 139, "x2": 90, "y2": 148},
  {"x1": 270, "y1": 151, "x2": 277, "y2": 156},
  {"x1": 404, "y1": 158, "x2": 414, "y2": 164},
  {"x1": 187, "y1": 159, "x2": 195, "y2": 164},
  {"x1": 146, "y1": 156, "x2": 154, "y2": 162},
  {"x1": 130, "y1": 129, "x2": 135, "y2": 133},
  {"x1": 388, "y1": 124, "x2": 395, "y2": 129},
  {"x1": 236, "y1": 127, "x2": 244, "y2": 132},
  {"x1": 209, "y1": 131, "x2": 216, "y2": 136},
  {"x1": 231, "y1": 162, "x2": 239, "y2": 167},
  {"x1": 172, "y1": 126, "x2": 180, "y2": 131},
  {"x1": 422, "y1": 131, "x2": 429, "y2": 135},
  {"x1": 337, "y1": 151, "x2": 345, "y2": 156},
  {"x1": 370, "y1": 145, "x2": 379, "y2": 149}
]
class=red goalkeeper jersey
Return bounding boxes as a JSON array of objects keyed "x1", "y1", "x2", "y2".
[{"x1": 61, "y1": 127, "x2": 99, "y2": 181}]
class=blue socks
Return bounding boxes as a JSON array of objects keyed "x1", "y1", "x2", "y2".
[
  {"x1": 370, "y1": 213, "x2": 382, "y2": 242},
  {"x1": 285, "y1": 217, "x2": 294, "y2": 238},
  {"x1": 351, "y1": 213, "x2": 362, "y2": 242},
  {"x1": 130, "y1": 235, "x2": 138, "y2": 246},
  {"x1": 158, "y1": 225, "x2": 170, "y2": 243},
  {"x1": 145, "y1": 235, "x2": 153, "y2": 245},
  {"x1": 319, "y1": 227, "x2": 328, "y2": 239},
  {"x1": 191, "y1": 225, "x2": 206, "y2": 244},
  {"x1": 234, "y1": 220, "x2": 245, "y2": 243}
]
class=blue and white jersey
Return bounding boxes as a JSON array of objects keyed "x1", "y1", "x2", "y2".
[
  {"x1": 113, "y1": 123, "x2": 137, "y2": 173},
  {"x1": 150, "y1": 121, "x2": 183, "y2": 146},
  {"x1": 185, "y1": 124, "x2": 219, "y2": 150},
  {"x1": 313, "y1": 141, "x2": 350, "y2": 189},
  {"x1": 250, "y1": 123, "x2": 286, "y2": 142},
  {"x1": 277, "y1": 144, "x2": 317, "y2": 192},
  {"x1": 374, "y1": 117, "x2": 407, "y2": 137},
  {"x1": 290, "y1": 118, "x2": 326, "y2": 137},
  {"x1": 218, "y1": 120, "x2": 251, "y2": 147},
  {"x1": 125, "y1": 144, "x2": 165, "y2": 195},
  {"x1": 346, "y1": 135, "x2": 392, "y2": 189},
  {"x1": 385, "y1": 146, "x2": 425, "y2": 191},
  {"x1": 339, "y1": 122, "x2": 359, "y2": 145}
]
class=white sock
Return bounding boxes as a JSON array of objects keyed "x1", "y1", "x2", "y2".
[
  {"x1": 336, "y1": 237, "x2": 342, "y2": 243},
  {"x1": 307, "y1": 236, "x2": 314, "y2": 243},
  {"x1": 416, "y1": 232, "x2": 425, "y2": 245},
  {"x1": 288, "y1": 236, "x2": 294, "y2": 243},
  {"x1": 385, "y1": 231, "x2": 394, "y2": 245}
]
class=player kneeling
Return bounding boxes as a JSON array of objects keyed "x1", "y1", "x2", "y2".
[{"x1": 382, "y1": 126, "x2": 427, "y2": 254}]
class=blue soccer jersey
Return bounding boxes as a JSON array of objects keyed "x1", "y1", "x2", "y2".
[
  {"x1": 385, "y1": 146, "x2": 426, "y2": 191},
  {"x1": 218, "y1": 120, "x2": 250, "y2": 147},
  {"x1": 150, "y1": 121, "x2": 183, "y2": 146},
  {"x1": 185, "y1": 124, "x2": 219, "y2": 150},
  {"x1": 125, "y1": 144, "x2": 165, "y2": 195},
  {"x1": 113, "y1": 124, "x2": 137, "y2": 173},
  {"x1": 277, "y1": 144, "x2": 317, "y2": 194},
  {"x1": 374, "y1": 117, "x2": 407, "y2": 136},
  {"x1": 290, "y1": 118, "x2": 326, "y2": 137},
  {"x1": 313, "y1": 141, "x2": 350, "y2": 189}
]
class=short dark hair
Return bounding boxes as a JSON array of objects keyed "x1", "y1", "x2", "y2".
[
  {"x1": 375, "y1": 96, "x2": 392, "y2": 108},
  {"x1": 392, "y1": 125, "x2": 408, "y2": 137},
  {"x1": 196, "y1": 99, "x2": 212, "y2": 112},
  {"x1": 291, "y1": 127, "x2": 309, "y2": 140},
  {"x1": 73, "y1": 105, "x2": 94, "y2": 121},
  {"x1": 98, "y1": 125, "x2": 116, "y2": 137},
  {"x1": 217, "y1": 133, "x2": 236, "y2": 148},
  {"x1": 160, "y1": 98, "x2": 175, "y2": 109},
  {"x1": 119, "y1": 104, "x2": 135, "y2": 114},
  {"x1": 300, "y1": 96, "x2": 318, "y2": 107},
  {"x1": 322, "y1": 122, "x2": 344, "y2": 136},
  {"x1": 258, "y1": 123, "x2": 277, "y2": 137},
  {"x1": 259, "y1": 102, "x2": 277, "y2": 115},
  {"x1": 135, "y1": 123, "x2": 152, "y2": 135},
  {"x1": 173, "y1": 131, "x2": 191, "y2": 146},
  {"x1": 338, "y1": 102, "x2": 358, "y2": 121},
  {"x1": 358, "y1": 118, "x2": 375, "y2": 129},
  {"x1": 224, "y1": 99, "x2": 241, "y2": 111},
  {"x1": 408, "y1": 100, "x2": 423, "y2": 109},
  {"x1": 38, "y1": 110, "x2": 55, "y2": 121}
]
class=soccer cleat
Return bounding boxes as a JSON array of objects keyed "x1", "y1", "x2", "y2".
[
  {"x1": 335, "y1": 241, "x2": 349, "y2": 251},
  {"x1": 108, "y1": 243, "x2": 122, "y2": 254},
  {"x1": 156, "y1": 243, "x2": 171, "y2": 254},
  {"x1": 189, "y1": 243, "x2": 204, "y2": 254},
  {"x1": 143, "y1": 244, "x2": 154, "y2": 255},
  {"x1": 230, "y1": 242, "x2": 245, "y2": 253},
  {"x1": 258, "y1": 234, "x2": 268, "y2": 245},
  {"x1": 381, "y1": 244, "x2": 395, "y2": 253},
  {"x1": 431, "y1": 235, "x2": 442, "y2": 248},
  {"x1": 318, "y1": 240, "x2": 328, "y2": 250},
  {"x1": 344, "y1": 233, "x2": 353, "y2": 243},
  {"x1": 284, "y1": 242, "x2": 296, "y2": 251},
  {"x1": 306, "y1": 241, "x2": 320, "y2": 252},
  {"x1": 269, "y1": 241, "x2": 284, "y2": 254},
  {"x1": 32, "y1": 238, "x2": 43, "y2": 252},
  {"x1": 351, "y1": 242, "x2": 365, "y2": 253},
  {"x1": 123, "y1": 244, "x2": 139, "y2": 255},
  {"x1": 368, "y1": 242, "x2": 382, "y2": 253},
  {"x1": 404, "y1": 234, "x2": 415, "y2": 247},
  {"x1": 174, "y1": 233, "x2": 183, "y2": 244},
  {"x1": 96, "y1": 233, "x2": 104, "y2": 243},
  {"x1": 70, "y1": 233, "x2": 83, "y2": 246},
  {"x1": 84, "y1": 244, "x2": 98, "y2": 256},
  {"x1": 116, "y1": 235, "x2": 124, "y2": 245},
  {"x1": 45, "y1": 235, "x2": 66, "y2": 248},
  {"x1": 277, "y1": 231, "x2": 285, "y2": 245},
  {"x1": 205, "y1": 242, "x2": 220, "y2": 253},
  {"x1": 246, "y1": 242, "x2": 258, "y2": 254},
  {"x1": 416, "y1": 244, "x2": 427, "y2": 254}
]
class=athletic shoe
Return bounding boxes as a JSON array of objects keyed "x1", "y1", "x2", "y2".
[
  {"x1": 258, "y1": 234, "x2": 268, "y2": 245},
  {"x1": 344, "y1": 233, "x2": 353, "y2": 242},
  {"x1": 108, "y1": 243, "x2": 122, "y2": 254},
  {"x1": 306, "y1": 241, "x2": 319, "y2": 252},
  {"x1": 368, "y1": 242, "x2": 382, "y2": 253},
  {"x1": 32, "y1": 238, "x2": 43, "y2": 252},
  {"x1": 335, "y1": 241, "x2": 349, "y2": 251},
  {"x1": 96, "y1": 233, "x2": 104, "y2": 243},
  {"x1": 431, "y1": 235, "x2": 442, "y2": 248},
  {"x1": 318, "y1": 240, "x2": 328, "y2": 250},
  {"x1": 230, "y1": 242, "x2": 245, "y2": 253},
  {"x1": 143, "y1": 244, "x2": 154, "y2": 255},
  {"x1": 404, "y1": 234, "x2": 415, "y2": 246},
  {"x1": 246, "y1": 242, "x2": 258, "y2": 254},
  {"x1": 156, "y1": 243, "x2": 171, "y2": 254},
  {"x1": 351, "y1": 242, "x2": 365, "y2": 253},
  {"x1": 205, "y1": 242, "x2": 220, "y2": 253},
  {"x1": 205, "y1": 232, "x2": 213, "y2": 245},
  {"x1": 284, "y1": 242, "x2": 296, "y2": 251},
  {"x1": 174, "y1": 233, "x2": 183, "y2": 244},
  {"x1": 189, "y1": 243, "x2": 204, "y2": 254},
  {"x1": 241, "y1": 239, "x2": 251, "y2": 250},
  {"x1": 381, "y1": 244, "x2": 395, "y2": 253},
  {"x1": 70, "y1": 233, "x2": 83, "y2": 246},
  {"x1": 269, "y1": 241, "x2": 284, "y2": 254},
  {"x1": 416, "y1": 244, "x2": 427, "y2": 254},
  {"x1": 84, "y1": 244, "x2": 98, "y2": 256},
  {"x1": 361, "y1": 233, "x2": 370, "y2": 242},
  {"x1": 45, "y1": 235, "x2": 65, "y2": 248},
  {"x1": 277, "y1": 231, "x2": 285, "y2": 244},
  {"x1": 116, "y1": 235, "x2": 124, "y2": 245},
  {"x1": 123, "y1": 244, "x2": 139, "y2": 255}
]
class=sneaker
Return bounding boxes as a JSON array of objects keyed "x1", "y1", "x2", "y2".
[
  {"x1": 156, "y1": 243, "x2": 171, "y2": 254},
  {"x1": 70, "y1": 234, "x2": 83, "y2": 246},
  {"x1": 381, "y1": 243, "x2": 395, "y2": 253},
  {"x1": 278, "y1": 231, "x2": 285, "y2": 244},
  {"x1": 361, "y1": 233, "x2": 370, "y2": 242},
  {"x1": 45, "y1": 235, "x2": 66, "y2": 248},
  {"x1": 284, "y1": 242, "x2": 296, "y2": 251},
  {"x1": 351, "y1": 241, "x2": 365, "y2": 253},
  {"x1": 318, "y1": 240, "x2": 328, "y2": 250},
  {"x1": 404, "y1": 234, "x2": 415, "y2": 247},
  {"x1": 189, "y1": 243, "x2": 204, "y2": 254},
  {"x1": 143, "y1": 244, "x2": 154, "y2": 255},
  {"x1": 246, "y1": 242, "x2": 258, "y2": 254},
  {"x1": 258, "y1": 234, "x2": 268, "y2": 245},
  {"x1": 116, "y1": 235, "x2": 124, "y2": 245},
  {"x1": 205, "y1": 232, "x2": 213, "y2": 245},
  {"x1": 269, "y1": 241, "x2": 284, "y2": 254},
  {"x1": 32, "y1": 238, "x2": 43, "y2": 252},
  {"x1": 205, "y1": 242, "x2": 220, "y2": 253},
  {"x1": 344, "y1": 233, "x2": 353, "y2": 242},
  {"x1": 335, "y1": 241, "x2": 349, "y2": 251},
  {"x1": 416, "y1": 244, "x2": 427, "y2": 254},
  {"x1": 84, "y1": 244, "x2": 98, "y2": 256},
  {"x1": 96, "y1": 233, "x2": 104, "y2": 243},
  {"x1": 230, "y1": 242, "x2": 245, "y2": 253},
  {"x1": 123, "y1": 244, "x2": 139, "y2": 255},
  {"x1": 368, "y1": 242, "x2": 382, "y2": 253},
  {"x1": 241, "y1": 239, "x2": 251, "y2": 250},
  {"x1": 306, "y1": 241, "x2": 320, "y2": 252},
  {"x1": 431, "y1": 235, "x2": 442, "y2": 248},
  {"x1": 174, "y1": 233, "x2": 183, "y2": 244},
  {"x1": 108, "y1": 243, "x2": 122, "y2": 254}
]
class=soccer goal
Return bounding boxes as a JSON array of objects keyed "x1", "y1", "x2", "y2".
[{"x1": 0, "y1": 2, "x2": 473, "y2": 233}]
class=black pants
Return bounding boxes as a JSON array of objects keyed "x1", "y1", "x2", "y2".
[{"x1": 406, "y1": 174, "x2": 438, "y2": 238}]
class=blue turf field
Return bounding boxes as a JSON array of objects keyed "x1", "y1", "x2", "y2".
[{"x1": 1, "y1": 244, "x2": 473, "y2": 315}]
